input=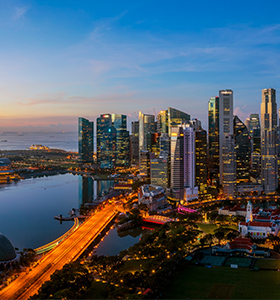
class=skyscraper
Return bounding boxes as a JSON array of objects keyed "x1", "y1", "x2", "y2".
[
  {"x1": 139, "y1": 112, "x2": 155, "y2": 153},
  {"x1": 78, "y1": 117, "x2": 94, "y2": 164},
  {"x1": 111, "y1": 114, "x2": 130, "y2": 166},
  {"x1": 97, "y1": 114, "x2": 116, "y2": 169},
  {"x1": 208, "y1": 96, "x2": 219, "y2": 183},
  {"x1": 219, "y1": 89, "x2": 235, "y2": 196},
  {"x1": 150, "y1": 157, "x2": 169, "y2": 188},
  {"x1": 170, "y1": 125, "x2": 197, "y2": 201},
  {"x1": 261, "y1": 88, "x2": 278, "y2": 194},
  {"x1": 168, "y1": 107, "x2": 190, "y2": 136},
  {"x1": 130, "y1": 121, "x2": 139, "y2": 166},
  {"x1": 248, "y1": 114, "x2": 261, "y2": 174},
  {"x1": 222, "y1": 134, "x2": 236, "y2": 197},
  {"x1": 195, "y1": 129, "x2": 208, "y2": 196},
  {"x1": 234, "y1": 116, "x2": 251, "y2": 183},
  {"x1": 170, "y1": 126, "x2": 184, "y2": 198},
  {"x1": 157, "y1": 110, "x2": 168, "y2": 134}
]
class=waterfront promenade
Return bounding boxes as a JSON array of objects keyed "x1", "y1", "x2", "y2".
[{"x1": 0, "y1": 204, "x2": 118, "y2": 300}]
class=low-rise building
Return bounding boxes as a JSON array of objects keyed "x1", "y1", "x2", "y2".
[
  {"x1": 212, "y1": 237, "x2": 270, "y2": 257},
  {"x1": 138, "y1": 184, "x2": 167, "y2": 212},
  {"x1": 238, "y1": 202, "x2": 280, "y2": 238}
]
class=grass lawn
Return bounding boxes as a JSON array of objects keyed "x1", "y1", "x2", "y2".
[
  {"x1": 82, "y1": 281, "x2": 107, "y2": 299},
  {"x1": 255, "y1": 259, "x2": 280, "y2": 270},
  {"x1": 121, "y1": 259, "x2": 153, "y2": 273},
  {"x1": 224, "y1": 257, "x2": 252, "y2": 268},
  {"x1": 162, "y1": 265, "x2": 280, "y2": 299},
  {"x1": 197, "y1": 223, "x2": 218, "y2": 234}
]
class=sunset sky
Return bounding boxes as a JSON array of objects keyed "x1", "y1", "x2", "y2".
[{"x1": 1, "y1": 0, "x2": 280, "y2": 132}]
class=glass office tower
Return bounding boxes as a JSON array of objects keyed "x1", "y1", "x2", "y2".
[
  {"x1": 78, "y1": 117, "x2": 94, "y2": 164},
  {"x1": 111, "y1": 114, "x2": 130, "y2": 166},
  {"x1": 208, "y1": 97, "x2": 219, "y2": 184},
  {"x1": 97, "y1": 114, "x2": 116, "y2": 169},
  {"x1": 261, "y1": 88, "x2": 278, "y2": 194}
]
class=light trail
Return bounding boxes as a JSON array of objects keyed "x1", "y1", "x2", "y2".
[{"x1": 0, "y1": 205, "x2": 118, "y2": 300}]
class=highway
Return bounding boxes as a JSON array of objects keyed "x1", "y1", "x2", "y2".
[{"x1": 0, "y1": 204, "x2": 118, "y2": 300}]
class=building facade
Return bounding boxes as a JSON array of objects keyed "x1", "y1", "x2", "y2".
[
  {"x1": 78, "y1": 117, "x2": 94, "y2": 164},
  {"x1": 219, "y1": 90, "x2": 236, "y2": 196},
  {"x1": 234, "y1": 116, "x2": 251, "y2": 183},
  {"x1": 208, "y1": 96, "x2": 219, "y2": 184},
  {"x1": 96, "y1": 114, "x2": 116, "y2": 169},
  {"x1": 261, "y1": 88, "x2": 278, "y2": 194},
  {"x1": 139, "y1": 112, "x2": 155, "y2": 153},
  {"x1": 130, "y1": 121, "x2": 139, "y2": 166},
  {"x1": 111, "y1": 114, "x2": 130, "y2": 166}
]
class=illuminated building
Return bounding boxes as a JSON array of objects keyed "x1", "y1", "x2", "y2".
[
  {"x1": 234, "y1": 116, "x2": 251, "y2": 183},
  {"x1": 219, "y1": 89, "x2": 236, "y2": 196},
  {"x1": 139, "y1": 150, "x2": 154, "y2": 178},
  {"x1": 195, "y1": 129, "x2": 208, "y2": 196},
  {"x1": 208, "y1": 96, "x2": 219, "y2": 183},
  {"x1": 139, "y1": 112, "x2": 155, "y2": 153},
  {"x1": 78, "y1": 117, "x2": 93, "y2": 164},
  {"x1": 97, "y1": 114, "x2": 116, "y2": 169},
  {"x1": 222, "y1": 134, "x2": 236, "y2": 197},
  {"x1": 261, "y1": 88, "x2": 278, "y2": 194},
  {"x1": 111, "y1": 114, "x2": 130, "y2": 166},
  {"x1": 248, "y1": 114, "x2": 260, "y2": 138},
  {"x1": 150, "y1": 157, "x2": 169, "y2": 188},
  {"x1": 159, "y1": 133, "x2": 170, "y2": 156},
  {"x1": 170, "y1": 126, "x2": 184, "y2": 198},
  {"x1": 168, "y1": 107, "x2": 190, "y2": 135},
  {"x1": 151, "y1": 132, "x2": 161, "y2": 156},
  {"x1": 170, "y1": 125, "x2": 198, "y2": 201},
  {"x1": 138, "y1": 185, "x2": 167, "y2": 212},
  {"x1": 247, "y1": 114, "x2": 261, "y2": 173},
  {"x1": 130, "y1": 121, "x2": 139, "y2": 166},
  {"x1": 183, "y1": 125, "x2": 198, "y2": 201},
  {"x1": 157, "y1": 110, "x2": 168, "y2": 133}
]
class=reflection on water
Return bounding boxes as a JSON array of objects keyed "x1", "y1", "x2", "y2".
[
  {"x1": 78, "y1": 176, "x2": 114, "y2": 207},
  {"x1": 0, "y1": 174, "x2": 115, "y2": 250},
  {"x1": 94, "y1": 226, "x2": 147, "y2": 256}
]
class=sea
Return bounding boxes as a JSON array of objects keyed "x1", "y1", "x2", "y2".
[{"x1": 0, "y1": 132, "x2": 78, "y2": 152}]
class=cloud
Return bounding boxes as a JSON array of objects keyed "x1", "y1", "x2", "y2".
[
  {"x1": 234, "y1": 106, "x2": 250, "y2": 122},
  {"x1": 12, "y1": 6, "x2": 29, "y2": 20}
]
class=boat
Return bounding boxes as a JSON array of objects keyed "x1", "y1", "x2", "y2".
[{"x1": 1, "y1": 140, "x2": 7, "y2": 142}]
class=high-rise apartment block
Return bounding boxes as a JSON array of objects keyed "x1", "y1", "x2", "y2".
[
  {"x1": 78, "y1": 117, "x2": 94, "y2": 164},
  {"x1": 261, "y1": 88, "x2": 278, "y2": 194}
]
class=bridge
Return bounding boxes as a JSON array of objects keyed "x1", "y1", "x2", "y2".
[
  {"x1": 142, "y1": 215, "x2": 175, "y2": 225},
  {"x1": 0, "y1": 204, "x2": 118, "y2": 300},
  {"x1": 34, "y1": 217, "x2": 79, "y2": 254}
]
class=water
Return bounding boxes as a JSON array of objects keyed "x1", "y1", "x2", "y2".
[
  {"x1": 0, "y1": 174, "x2": 114, "y2": 250},
  {"x1": 0, "y1": 132, "x2": 78, "y2": 152},
  {"x1": 94, "y1": 226, "x2": 145, "y2": 256}
]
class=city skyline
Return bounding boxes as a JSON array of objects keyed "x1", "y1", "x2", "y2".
[{"x1": 1, "y1": 1, "x2": 280, "y2": 131}]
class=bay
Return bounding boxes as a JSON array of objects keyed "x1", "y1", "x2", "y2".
[{"x1": 0, "y1": 174, "x2": 114, "y2": 250}]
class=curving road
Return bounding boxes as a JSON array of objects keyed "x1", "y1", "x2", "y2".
[{"x1": 0, "y1": 204, "x2": 117, "y2": 300}]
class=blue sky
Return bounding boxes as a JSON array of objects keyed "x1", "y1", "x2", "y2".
[{"x1": 0, "y1": 0, "x2": 280, "y2": 131}]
